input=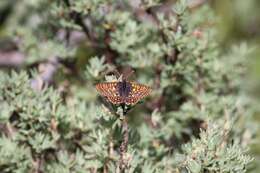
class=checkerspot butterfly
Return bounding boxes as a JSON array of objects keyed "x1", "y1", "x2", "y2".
[{"x1": 96, "y1": 79, "x2": 152, "y2": 105}]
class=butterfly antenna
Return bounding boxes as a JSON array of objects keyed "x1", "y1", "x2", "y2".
[
  {"x1": 113, "y1": 69, "x2": 120, "y2": 77},
  {"x1": 123, "y1": 69, "x2": 135, "y2": 80},
  {"x1": 111, "y1": 69, "x2": 123, "y2": 81},
  {"x1": 113, "y1": 68, "x2": 134, "y2": 81}
]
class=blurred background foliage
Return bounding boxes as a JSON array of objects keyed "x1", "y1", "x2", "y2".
[
  {"x1": 0, "y1": 0, "x2": 259, "y2": 172},
  {"x1": 213, "y1": 1, "x2": 260, "y2": 172}
]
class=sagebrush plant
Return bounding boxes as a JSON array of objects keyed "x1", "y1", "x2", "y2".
[{"x1": 0, "y1": 0, "x2": 257, "y2": 173}]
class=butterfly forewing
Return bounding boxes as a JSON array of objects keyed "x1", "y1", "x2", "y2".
[
  {"x1": 125, "y1": 82, "x2": 152, "y2": 105},
  {"x1": 95, "y1": 82, "x2": 123, "y2": 104}
]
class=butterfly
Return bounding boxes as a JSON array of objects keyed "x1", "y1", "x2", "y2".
[{"x1": 96, "y1": 79, "x2": 152, "y2": 105}]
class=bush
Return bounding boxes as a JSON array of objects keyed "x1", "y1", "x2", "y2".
[{"x1": 0, "y1": 0, "x2": 257, "y2": 172}]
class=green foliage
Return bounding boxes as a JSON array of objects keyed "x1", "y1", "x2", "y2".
[
  {"x1": 0, "y1": 0, "x2": 258, "y2": 173},
  {"x1": 178, "y1": 122, "x2": 253, "y2": 173}
]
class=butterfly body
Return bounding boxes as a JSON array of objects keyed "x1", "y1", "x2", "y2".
[
  {"x1": 118, "y1": 80, "x2": 132, "y2": 98},
  {"x1": 96, "y1": 80, "x2": 151, "y2": 105}
]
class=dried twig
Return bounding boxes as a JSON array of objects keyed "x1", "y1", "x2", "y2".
[
  {"x1": 32, "y1": 154, "x2": 43, "y2": 173},
  {"x1": 119, "y1": 116, "x2": 129, "y2": 172},
  {"x1": 30, "y1": 57, "x2": 59, "y2": 91},
  {"x1": 0, "y1": 51, "x2": 24, "y2": 67},
  {"x1": 62, "y1": 0, "x2": 98, "y2": 46}
]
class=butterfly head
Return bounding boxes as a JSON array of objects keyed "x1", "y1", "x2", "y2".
[{"x1": 114, "y1": 68, "x2": 135, "y2": 82}]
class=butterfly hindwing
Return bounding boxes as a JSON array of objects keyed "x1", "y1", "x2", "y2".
[
  {"x1": 106, "y1": 95, "x2": 123, "y2": 105},
  {"x1": 125, "y1": 82, "x2": 152, "y2": 105},
  {"x1": 95, "y1": 82, "x2": 123, "y2": 104}
]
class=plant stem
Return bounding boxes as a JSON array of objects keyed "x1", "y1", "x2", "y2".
[{"x1": 119, "y1": 115, "x2": 129, "y2": 172}]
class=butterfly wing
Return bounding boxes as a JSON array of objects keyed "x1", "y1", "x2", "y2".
[
  {"x1": 95, "y1": 82, "x2": 123, "y2": 104},
  {"x1": 125, "y1": 82, "x2": 152, "y2": 105}
]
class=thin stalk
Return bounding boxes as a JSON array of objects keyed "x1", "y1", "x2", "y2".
[{"x1": 119, "y1": 116, "x2": 129, "y2": 171}]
